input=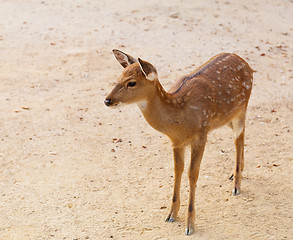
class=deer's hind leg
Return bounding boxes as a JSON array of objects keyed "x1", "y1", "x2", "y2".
[{"x1": 229, "y1": 114, "x2": 246, "y2": 196}]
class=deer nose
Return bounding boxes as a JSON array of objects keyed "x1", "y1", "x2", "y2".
[{"x1": 104, "y1": 98, "x2": 112, "y2": 107}]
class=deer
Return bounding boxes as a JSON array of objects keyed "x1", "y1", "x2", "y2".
[{"x1": 104, "y1": 49, "x2": 253, "y2": 235}]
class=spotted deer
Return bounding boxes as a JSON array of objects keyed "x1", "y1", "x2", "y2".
[{"x1": 104, "y1": 49, "x2": 253, "y2": 235}]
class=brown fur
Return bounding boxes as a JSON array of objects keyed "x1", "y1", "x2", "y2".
[{"x1": 105, "y1": 50, "x2": 253, "y2": 235}]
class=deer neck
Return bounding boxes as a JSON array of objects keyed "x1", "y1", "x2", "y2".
[
  {"x1": 137, "y1": 79, "x2": 169, "y2": 110},
  {"x1": 137, "y1": 79, "x2": 173, "y2": 133}
]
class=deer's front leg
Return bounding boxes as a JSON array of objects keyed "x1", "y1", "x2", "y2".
[
  {"x1": 185, "y1": 135, "x2": 207, "y2": 235},
  {"x1": 165, "y1": 147, "x2": 185, "y2": 222}
]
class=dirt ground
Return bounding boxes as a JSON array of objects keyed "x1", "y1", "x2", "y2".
[{"x1": 0, "y1": 0, "x2": 292, "y2": 239}]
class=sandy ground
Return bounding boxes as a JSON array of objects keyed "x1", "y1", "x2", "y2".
[{"x1": 0, "y1": 0, "x2": 292, "y2": 239}]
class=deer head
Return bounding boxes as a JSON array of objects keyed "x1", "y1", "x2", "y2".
[{"x1": 104, "y1": 49, "x2": 158, "y2": 107}]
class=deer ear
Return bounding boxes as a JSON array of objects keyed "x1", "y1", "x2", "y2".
[
  {"x1": 112, "y1": 49, "x2": 137, "y2": 68},
  {"x1": 138, "y1": 58, "x2": 158, "y2": 81}
]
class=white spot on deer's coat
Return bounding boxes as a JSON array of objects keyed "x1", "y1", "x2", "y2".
[
  {"x1": 189, "y1": 105, "x2": 199, "y2": 110},
  {"x1": 242, "y1": 82, "x2": 250, "y2": 89},
  {"x1": 237, "y1": 65, "x2": 243, "y2": 70},
  {"x1": 223, "y1": 55, "x2": 231, "y2": 61}
]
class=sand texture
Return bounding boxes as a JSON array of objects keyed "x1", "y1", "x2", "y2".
[{"x1": 0, "y1": 0, "x2": 292, "y2": 239}]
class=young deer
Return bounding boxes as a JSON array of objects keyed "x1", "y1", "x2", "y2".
[{"x1": 105, "y1": 49, "x2": 253, "y2": 235}]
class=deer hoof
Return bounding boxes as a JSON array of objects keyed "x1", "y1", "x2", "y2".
[
  {"x1": 165, "y1": 214, "x2": 175, "y2": 222},
  {"x1": 233, "y1": 187, "x2": 241, "y2": 196},
  {"x1": 185, "y1": 226, "x2": 194, "y2": 235}
]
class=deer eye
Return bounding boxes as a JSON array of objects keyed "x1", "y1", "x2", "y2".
[{"x1": 127, "y1": 81, "x2": 136, "y2": 87}]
